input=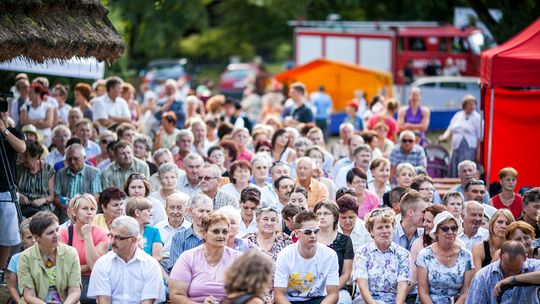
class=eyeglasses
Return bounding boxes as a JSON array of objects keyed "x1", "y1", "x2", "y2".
[
  {"x1": 210, "y1": 153, "x2": 224, "y2": 158},
  {"x1": 401, "y1": 139, "x2": 414, "y2": 143},
  {"x1": 419, "y1": 187, "x2": 434, "y2": 192},
  {"x1": 316, "y1": 211, "x2": 333, "y2": 217},
  {"x1": 198, "y1": 176, "x2": 218, "y2": 181},
  {"x1": 101, "y1": 139, "x2": 112, "y2": 145},
  {"x1": 209, "y1": 229, "x2": 229, "y2": 235},
  {"x1": 297, "y1": 227, "x2": 321, "y2": 235},
  {"x1": 439, "y1": 225, "x2": 459, "y2": 233},
  {"x1": 107, "y1": 233, "x2": 136, "y2": 241}
]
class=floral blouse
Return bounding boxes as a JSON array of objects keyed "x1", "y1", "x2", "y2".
[
  {"x1": 352, "y1": 241, "x2": 411, "y2": 303},
  {"x1": 415, "y1": 244, "x2": 473, "y2": 304}
]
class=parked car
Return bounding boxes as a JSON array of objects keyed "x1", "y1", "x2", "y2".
[
  {"x1": 141, "y1": 58, "x2": 190, "y2": 90},
  {"x1": 406, "y1": 76, "x2": 481, "y2": 130},
  {"x1": 219, "y1": 63, "x2": 262, "y2": 99}
]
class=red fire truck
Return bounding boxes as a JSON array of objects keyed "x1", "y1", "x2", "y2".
[{"x1": 290, "y1": 21, "x2": 483, "y2": 84}]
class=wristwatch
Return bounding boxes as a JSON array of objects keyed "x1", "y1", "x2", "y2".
[
  {"x1": 2, "y1": 129, "x2": 10, "y2": 136},
  {"x1": 511, "y1": 275, "x2": 517, "y2": 283}
]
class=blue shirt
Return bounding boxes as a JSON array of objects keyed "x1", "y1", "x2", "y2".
[
  {"x1": 142, "y1": 225, "x2": 163, "y2": 256},
  {"x1": 466, "y1": 259, "x2": 540, "y2": 304},
  {"x1": 311, "y1": 92, "x2": 332, "y2": 119},
  {"x1": 168, "y1": 227, "x2": 204, "y2": 271}
]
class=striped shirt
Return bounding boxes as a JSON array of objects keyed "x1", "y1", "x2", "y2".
[
  {"x1": 16, "y1": 162, "x2": 55, "y2": 200},
  {"x1": 101, "y1": 158, "x2": 150, "y2": 190},
  {"x1": 168, "y1": 227, "x2": 203, "y2": 271},
  {"x1": 466, "y1": 259, "x2": 540, "y2": 304},
  {"x1": 55, "y1": 165, "x2": 102, "y2": 199},
  {"x1": 213, "y1": 190, "x2": 239, "y2": 210}
]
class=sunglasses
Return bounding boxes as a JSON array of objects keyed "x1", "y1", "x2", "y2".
[
  {"x1": 101, "y1": 139, "x2": 112, "y2": 145},
  {"x1": 465, "y1": 179, "x2": 485, "y2": 187},
  {"x1": 439, "y1": 225, "x2": 459, "y2": 233},
  {"x1": 297, "y1": 227, "x2": 321, "y2": 235},
  {"x1": 199, "y1": 176, "x2": 218, "y2": 181},
  {"x1": 402, "y1": 139, "x2": 414, "y2": 143}
]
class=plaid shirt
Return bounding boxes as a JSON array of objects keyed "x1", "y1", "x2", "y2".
[
  {"x1": 389, "y1": 144, "x2": 427, "y2": 168},
  {"x1": 213, "y1": 190, "x2": 239, "y2": 210},
  {"x1": 101, "y1": 158, "x2": 150, "y2": 190},
  {"x1": 466, "y1": 259, "x2": 540, "y2": 304},
  {"x1": 55, "y1": 165, "x2": 102, "y2": 198}
]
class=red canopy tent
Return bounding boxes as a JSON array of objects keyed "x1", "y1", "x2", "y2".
[{"x1": 481, "y1": 17, "x2": 540, "y2": 189}]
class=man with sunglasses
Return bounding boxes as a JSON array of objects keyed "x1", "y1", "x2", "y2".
[
  {"x1": 275, "y1": 210, "x2": 339, "y2": 304},
  {"x1": 88, "y1": 216, "x2": 165, "y2": 303},
  {"x1": 199, "y1": 164, "x2": 237, "y2": 210},
  {"x1": 389, "y1": 130, "x2": 427, "y2": 183}
]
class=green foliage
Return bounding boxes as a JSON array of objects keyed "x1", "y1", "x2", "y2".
[{"x1": 178, "y1": 28, "x2": 255, "y2": 61}]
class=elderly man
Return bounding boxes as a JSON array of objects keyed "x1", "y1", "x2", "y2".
[
  {"x1": 67, "y1": 107, "x2": 83, "y2": 133},
  {"x1": 190, "y1": 118, "x2": 212, "y2": 156},
  {"x1": 75, "y1": 119, "x2": 101, "y2": 159},
  {"x1": 332, "y1": 134, "x2": 364, "y2": 179},
  {"x1": 168, "y1": 194, "x2": 213, "y2": 271},
  {"x1": 519, "y1": 188, "x2": 540, "y2": 239},
  {"x1": 295, "y1": 157, "x2": 329, "y2": 210},
  {"x1": 102, "y1": 141, "x2": 150, "y2": 189},
  {"x1": 154, "y1": 192, "x2": 191, "y2": 269},
  {"x1": 450, "y1": 160, "x2": 490, "y2": 204},
  {"x1": 45, "y1": 125, "x2": 71, "y2": 166},
  {"x1": 392, "y1": 190, "x2": 428, "y2": 251},
  {"x1": 92, "y1": 76, "x2": 131, "y2": 131},
  {"x1": 458, "y1": 201, "x2": 489, "y2": 251},
  {"x1": 149, "y1": 148, "x2": 185, "y2": 191},
  {"x1": 88, "y1": 216, "x2": 166, "y2": 303},
  {"x1": 54, "y1": 144, "x2": 101, "y2": 223},
  {"x1": 389, "y1": 130, "x2": 427, "y2": 182},
  {"x1": 334, "y1": 144, "x2": 373, "y2": 189},
  {"x1": 173, "y1": 129, "x2": 194, "y2": 170},
  {"x1": 467, "y1": 241, "x2": 540, "y2": 304},
  {"x1": 261, "y1": 161, "x2": 292, "y2": 208},
  {"x1": 177, "y1": 153, "x2": 203, "y2": 197},
  {"x1": 199, "y1": 164, "x2": 238, "y2": 210}
]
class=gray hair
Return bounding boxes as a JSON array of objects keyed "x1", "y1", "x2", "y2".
[
  {"x1": 294, "y1": 137, "x2": 311, "y2": 149},
  {"x1": 396, "y1": 162, "x2": 416, "y2": 176},
  {"x1": 218, "y1": 206, "x2": 241, "y2": 224},
  {"x1": 202, "y1": 163, "x2": 221, "y2": 178},
  {"x1": 458, "y1": 160, "x2": 477, "y2": 172},
  {"x1": 296, "y1": 156, "x2": 316, "y2": 168},
  {"x1": 251, "y1": 152, "x2": 272, "y2": 167},
  {"x1": 52, "y1": 124, "x2": 71, "y2": 138},
  {"x1": 184, "y1": 153, "x2": 204, "y2": 164},
  {"x1": 399, "y1": 130, "x2": 415, "y2": 141},
  {"x1": 153, "y1": 148, "x2": 173, "y2": 162},
  {"x1": 166, "y1": 192, "x2": 190, "y2": 208},
  {"x1": 99, "y1": 130, "x2": 117, "y2": 141},
  {"x1": 188, "y1": 193, "x2": 214, "y2": 209},
  {"x1": 158, "y1": 163, "x2": 178, "y2": 178},
  {"x1": 189, "y1": 117, "x2": 206, "y2": 130},
  {"x1": 339, "y1": 123, "x2": 354, "y2": 132},
  {"x1": 255, "y1": 206, "x2": 281, "y2": 223},
  {"x1": 176, "y1": 129, "x2": 194, "y2": 142},
  {"x1": 65, "y1": 143, "x2": 86, "y2": 158},
  {"x1": 110, "y1": 216, "x2": 139, "y2": 237},
  {"x1": 464, "y1": 200, "x2": 484, "y2": 217},
  {"x1": 134, "y1": 134, "x2": 153, "y2": 152}
]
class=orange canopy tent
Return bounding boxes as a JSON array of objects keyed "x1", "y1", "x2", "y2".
[{"x1": 274, "y1": 59, "x2": 393, "y2": 111}]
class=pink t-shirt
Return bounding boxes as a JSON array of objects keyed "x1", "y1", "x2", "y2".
[
  {"x1": 59, "y1": 225, "x2": 109, "y2": 275},
  {"x1": 358, "y1": 190, "x2": 382, "y2": 220},
  {"x1": 170, "y1": 246, "x2": 242, "y2": 302}
]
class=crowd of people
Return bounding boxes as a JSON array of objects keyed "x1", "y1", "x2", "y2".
[{"x1": 0, "y1": 72, "x2": 539, "y2": 304}]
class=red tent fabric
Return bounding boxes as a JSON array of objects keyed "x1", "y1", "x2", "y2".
[
  {"x1": 481, "y1": 18, "x2": 540, "y2": 188},
  {"x1": 481, "y1": 17, "x2": 540, "y2": 87}
]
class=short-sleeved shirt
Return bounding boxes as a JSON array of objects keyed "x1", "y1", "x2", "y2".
[
  {"x1": 416, "y1": 245, "x2": 474, "y2": 304},
  {"x1": 59, "y1": 225, "x2": 109, "y2": 275},
  {"x1": 352, "y1": 241, "x2": 410, "y2": 303},
  {"x1": 458, "y1": 227, "x2": 489, "y2": 251},
  {"x1": 168, "y1": 227, "x2": 204, "y2": 270},
  {"x1": 274, "y1": 243, "x2": 339, "y2": 302},
  {"x1": 154, "y1": 219, "x2": 192, "y2": 258},
  {"x1": 389, "y1": 144, "x2": 427, "y2": 168},
  {"x1": 292, "y1": 104, "x2": 314, "y2": 123},
  {"x1": 170, "y1": 246, "x2": 242, "y2": 302},
  {"x1": 92, "y1": 94, "x2": 131, "y2": 130},
  {"x1": 141, "y1": 225, "x2": 163, "y2": 256}
]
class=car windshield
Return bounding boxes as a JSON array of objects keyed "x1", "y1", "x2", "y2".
[
  {"x1": 149, "y1": 65, "x2": 185, "y2": 76},
  {"x1": 223, "y1": 69, "x2": 251, "y2": 79}
]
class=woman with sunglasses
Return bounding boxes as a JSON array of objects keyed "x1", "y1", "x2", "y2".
[
  {"x1": 417, "y1": 211, "x2": 474, "y2": 304},
  {"x1": 352, "y1": 207, "x2": 410, "y2": 304},
  {"x1": 244, "y1": 206, "x2": 292, "y2": 303},
  {"x1": 314, "y1": 200, "x2": 354, "y2": 304},
  {"x1": 59, "y1": 194, "x2": 109, "y2": 303},
  {"x1": 169, "y1": 212, "x2": 243, "y2": 304},
  {"x1": 124, "y1": 173, "x2": 167, "y2": 225}
]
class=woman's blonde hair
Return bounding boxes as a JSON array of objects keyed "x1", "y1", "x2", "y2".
[
  {"x1": 489, "y1": 209, "x2": 515, "y2": 241},
  {"x1": 365, "y1": 207, "x2": 395, "y2": 232},
  {"x1": 223, "y1": 250, "x2": 273, "y2": 296},
  {"x1": 69, "y1": 193, "x2": 98, "y2": 222},
  {"x1": 125, "y1": 197, "x2": 152, "y2": 217},
  {"x1": 201, "y1": 211, "x2": 230, "y2": 233}
]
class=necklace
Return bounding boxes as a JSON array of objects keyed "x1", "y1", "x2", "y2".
[{"x1": 437, "y1": 244, "x2": 453, "y2": 260}]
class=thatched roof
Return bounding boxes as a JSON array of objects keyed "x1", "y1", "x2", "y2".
[{"x1": 0, "y1": 0, "x2": 125, "y2": 64}]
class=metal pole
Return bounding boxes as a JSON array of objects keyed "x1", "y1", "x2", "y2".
[{"x1": 486, "y1": 88, "x2": 495, "y2": 184}]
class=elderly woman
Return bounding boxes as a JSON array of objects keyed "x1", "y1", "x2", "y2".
[
  {"x1": 394, "y1": 162, "x2": 416, "y2": 189},
  {"x1": 438, "y1": 95, "x2": 481, "y2": 177},
  {"x1": 411, "y1": 175, "x2": 437, "y2": 204},
  {"x1": 169, "y1": 212, "x2": 243, "y2": 303},
  {"x1": 489, "y1": 167, "x2": 523, "y2": 219},
  {"x1": 367, "y1": 158, "x2": 392, "y2": 200},
  {"x1": 125, "y1": 197, "x2": 163, "y2": 261},
  {"x1": 17, "y1": 140, "x2": 55, "y2": 218},
  {"x1": 335, "y1": 194, "x2": 372, "y2": 253},
  {"x1": 251, "y1": 152, "x2": 272, "y2": 188},
  {"x1": 208, "y1": 146, "x2": 228, "y2": 176},
  {"x1": 155, "y1": 111, "x2": 181, "y2": 150},
  {"x1": 272, "y1": 128, "x2": 297, "y2": 163},
  {"x1": 149, "y1": 163, "x2": 180, "y2": 207},
  {"x1": 314, "y1": 201, "x2": 354, "y2": 304},
  {"x1": 416, "y1": 211, "x2": 474, "y2": 304},
  {"x1": 408, "y1": 204, "x2": 446, "y2": 298},
  {"x1": 222, "y1": 251, "x2": 274, "y2": 304},
  {"x1": 18, "y1": 212, "x2": 81, "y2": 304},
  {"x1": 20, "y1": 82, "x2": 54, "y2": 146},
  {"x1": 472, "y1": 209, "x2": 514, "y2": 272},
  {"x1": 219, "y1": 206, "x2": 254, "y2": 252},
  {"x1": 347, "y1": 168, "x2": 380, "y2": 220},
  {"x1": 93, "y1": 187, "x2": 126, "y2": 232},
  {"x1": 232, "y1": 127, "x2": 254, "y2": 162},
  {"x1": 221, "y1": 160, "x2": 259, "y2": 201},
  {"x1": 124, "y1": 173, "x2": 167, "y2": 224},
  {"x1": 352, "y1": 207, "x2": 410, "y2": 304},
  {"x1": 293, "y1": 137, "x2": 311, "y2": 158},
  {"x1": 59, "y1": 194, "x2": 108, "y2": 303},
  {"x1": 244, "y1": 206, "x2": 292, "y2": 303}
]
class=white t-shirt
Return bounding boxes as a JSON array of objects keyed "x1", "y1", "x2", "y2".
[
  {"x1": 92, "y1": 94, "x2": 131, "y2": 131},
  {"x1": 274, "y1": 243, "x2": 339, "y2": 302},
  {"x1": 21, "y1": 102, "x2": 52, "y2": 145}
]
